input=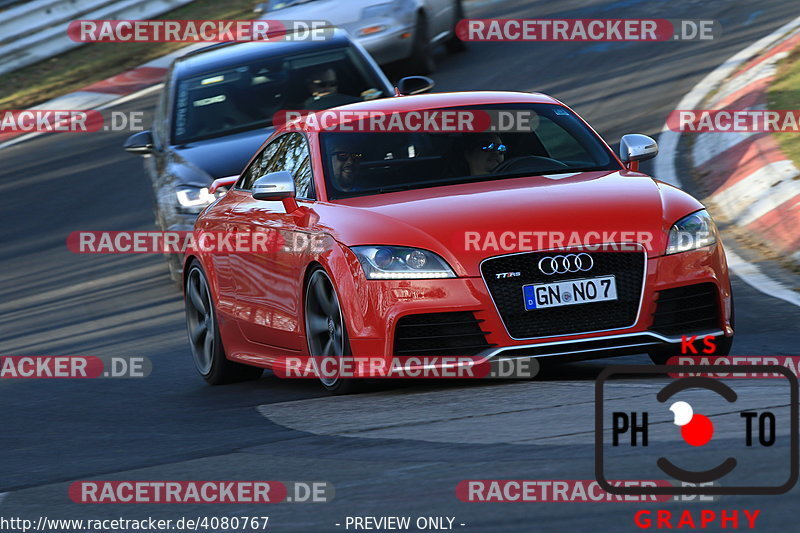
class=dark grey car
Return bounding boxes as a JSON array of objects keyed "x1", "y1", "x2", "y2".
[{"x1": 124, "y1": 30, "x2": 405, "y2": 279}]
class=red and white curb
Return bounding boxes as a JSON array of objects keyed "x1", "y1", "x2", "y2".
[
  {"x1": 0, "y1": 42, "x2": 207, "y2": 149},
  {"x1": 694, "y1": 31, "x2": 800, "y2": 261},
  {"x1": 656, "y1": 15, "x2": 800, "y2": 308}
]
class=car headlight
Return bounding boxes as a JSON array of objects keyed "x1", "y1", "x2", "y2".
[
  {"x1": 176, "y1": 186, "x2": 216, "y2": 214},
  {"x1": 666, "y1": 210, "x2": 718, "y2": 255},
  {"x1": 352, "y1": 246, "x2": 456, "y2": 279}
]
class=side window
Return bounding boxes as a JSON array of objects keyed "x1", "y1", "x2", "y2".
[
  {"x1": 281, "y1": 133, "x2": 314, "y2": 199},
  {"x1": 294, "y1": 156, "x2": 314, "y2": 199},
  {"x1": 240, "y1": 135, "x2": 285, "y2": 190},
  {"x1": 240, "y1": 133, "x2": 315, "y2": 199}
]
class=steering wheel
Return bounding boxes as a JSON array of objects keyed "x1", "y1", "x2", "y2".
[{"x1": 492, "y1": 155, "x2": 570, "y2": 174}]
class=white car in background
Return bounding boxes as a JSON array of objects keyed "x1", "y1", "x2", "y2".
[{"x1": 255, "y1": 0, "x2": 466, "y2": 74}]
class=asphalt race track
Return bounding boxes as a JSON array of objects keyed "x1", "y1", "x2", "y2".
[{"x1": 1, "y1": 0, "x2": 799, "y2": 531}]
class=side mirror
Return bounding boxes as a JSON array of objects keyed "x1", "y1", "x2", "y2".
[
  {"x1": 396, "y1": 76, "x2": 435, "y2": 96},
  {"x1": 123, "y1": 130, "x2": 154, "y2": 154},
  {"x1": 619, "y1": 134, "x2": 658, "y2": 170},
  {"x1": 209, "y1": 176, "x2": 238, "y2": 194},
  {"x1": 252, "y1": 171, "x2": 298, "y2": 212}
]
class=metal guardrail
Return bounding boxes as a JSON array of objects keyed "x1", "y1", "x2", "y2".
[
  {"x1": 0, "y1": 0, "x2": 196, "y2": 76},
  {"x1": 0, "y1": 0, "x2": 27, "y2": 11}
]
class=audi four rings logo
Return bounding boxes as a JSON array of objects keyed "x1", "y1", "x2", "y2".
[{"x1": 538, "y1": 253, "x2": 594, "y2": 275}]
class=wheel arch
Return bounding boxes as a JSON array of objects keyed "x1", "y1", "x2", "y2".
[
  {"x1": 182, "y1": 253, "x2": 221, "y2": 302},
  {"x1": 300, "y1": 245, "x2": 375, "y2": 344},
  {"x1": 182, "y1": 254, "x2": 200, "y2": 288}
]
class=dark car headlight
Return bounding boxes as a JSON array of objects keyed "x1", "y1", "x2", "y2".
[
  {"x1": 666, "y1": 210, "x2": 718, "y2": 255},
  {"x1": 352, "y1": 246, "x2": 456, "y2": 279},
  {"x1": 176, "y1": 186, "x2": 217, "y2": 214}
]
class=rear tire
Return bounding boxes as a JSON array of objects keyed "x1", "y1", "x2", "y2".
[
  {"x1": 444, "y1": 1, "x2": 467, "y2": 54},
  {"x1": 184, "y1": 261, "x2": 263, "y2": 384},
  {"x1": 403, "y1": 14, "x2": 436, "y2": 75}
]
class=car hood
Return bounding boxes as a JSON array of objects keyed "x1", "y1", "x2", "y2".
[
  {"x1": 314, "y1": 171, "x2": 703, "y2": 277},
  {"x1": 174, "y1": 127, "x2": 273, "y2": 181}
]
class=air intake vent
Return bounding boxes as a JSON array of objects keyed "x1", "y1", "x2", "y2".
[
  {"x1": 650, "y1": 283, "x2": 720, "y2": 336},
  {"x1": 393, "y1": 311, "x2": 494, "y2": 356}
]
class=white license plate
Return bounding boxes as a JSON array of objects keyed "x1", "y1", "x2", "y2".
[{"x1": 522, "y1": 275, "x2": 618, "y2": 310}]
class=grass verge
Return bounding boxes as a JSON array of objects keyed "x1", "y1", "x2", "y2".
[
  {"x1": 767, "y1": 45, "x2": 800, "y2": 166},
  {"x1": 0, "y1": 0, "x2": 258, "y2": 109}
]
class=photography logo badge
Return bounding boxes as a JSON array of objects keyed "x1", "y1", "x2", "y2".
[{"x1": 595, "y1": 365, "x2": 798, "y2": 496}]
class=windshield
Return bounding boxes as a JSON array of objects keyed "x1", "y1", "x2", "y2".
[
  {"x1": 172, "y1": 46, "x2": 386, "y2": 144},
  {"x1": 320, "y1": 104, "x2": 621, "y2": 199}
]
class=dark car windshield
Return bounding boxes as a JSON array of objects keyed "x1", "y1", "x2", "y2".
[
  {"x1": 320, "y1": 104, "x2": 621, "y2": 199},
  {"x1": 172, "y1": 46, "x2": 386, "y2": 144}
]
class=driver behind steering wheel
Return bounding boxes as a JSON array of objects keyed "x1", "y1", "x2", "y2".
[{"x1": 463, "y1": 133, "x2": 507, "y2": 175}]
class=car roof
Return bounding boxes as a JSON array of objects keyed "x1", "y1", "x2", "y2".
[
  {"x1": 291, "y1": 91, "x2": 565, "y2": 132},
  {"x1": 173, "y1": 28, "x2": 354, "y2": 79}
]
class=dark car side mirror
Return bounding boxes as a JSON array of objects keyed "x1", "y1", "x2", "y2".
[
  {"x1": 253, "y1": 171, "x2": 298, "y2": 212},
  {"x1": 123, "y1": 130, "x2": 154, "y2": 154},
  {"x1": 396, "y1": 76, "x2": 435, "y2": 96}
]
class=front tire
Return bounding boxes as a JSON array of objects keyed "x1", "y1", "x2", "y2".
[
  {"x1": 184, "y1": 261, "x2": 263, "y2": 384},
  {"x1": 304, "y1": 267, "x2": 360, "y2": 394},
  {"x1": 167, "y1": 254, "x2": 182, "y2": 284}
]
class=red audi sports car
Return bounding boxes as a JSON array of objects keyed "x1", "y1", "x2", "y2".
[{"x1": 183, "y1": 91, "x2": 733, "y2": 393}]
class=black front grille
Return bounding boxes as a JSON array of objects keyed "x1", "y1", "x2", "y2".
[
  {"x1": 650, "y1": 283, "x2": 720, "y2": 336},
  {"x1": 481, "y1": 248, "x2": 645, "y2": 339},
  {"x1": 393, "y1": 311, "x2": 494, "y2": 356}
]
